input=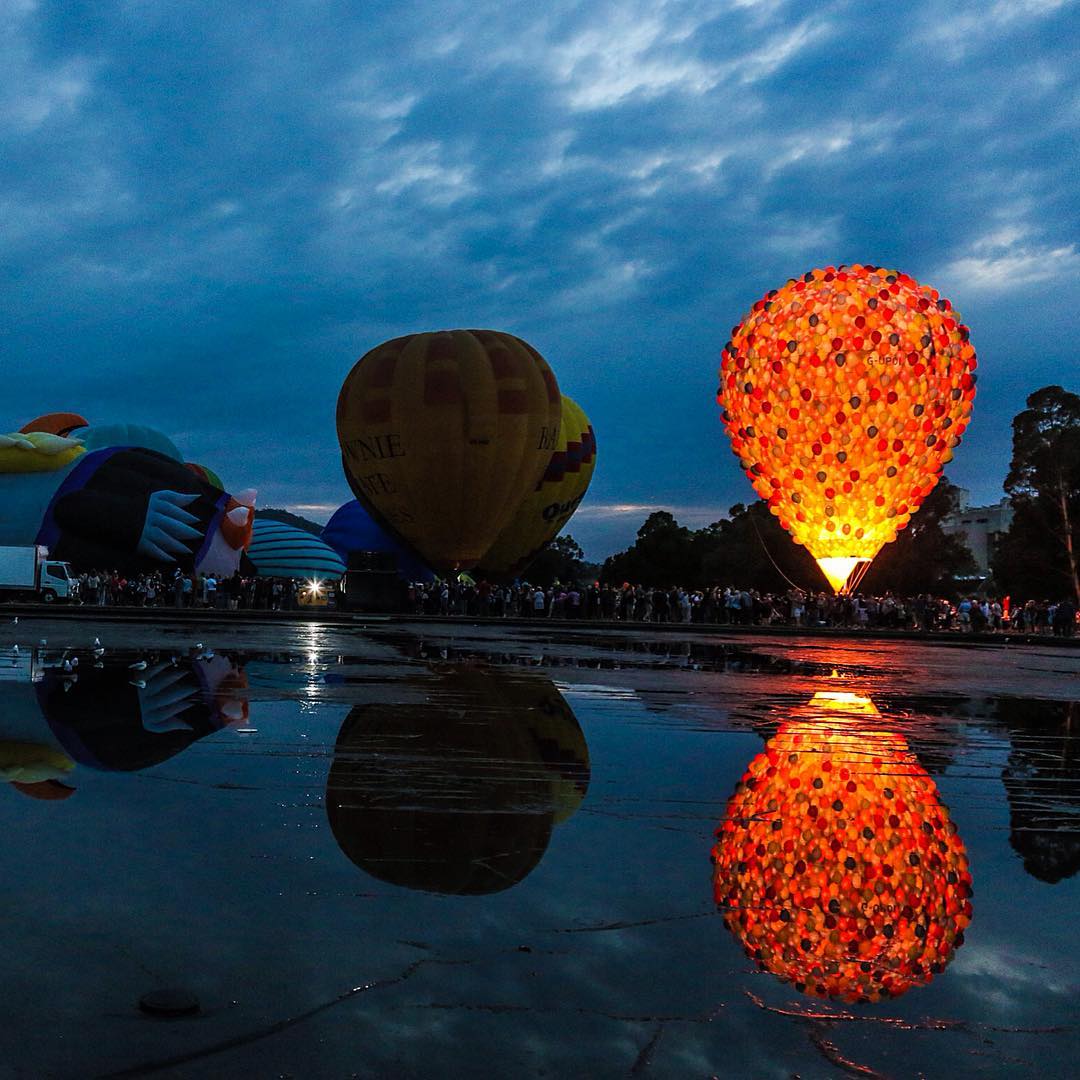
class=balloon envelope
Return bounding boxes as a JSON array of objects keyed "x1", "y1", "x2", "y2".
[
  {"x1": 322, "y1": 499, "x2": 434, "y2": 582},
  {"x1": 325, "y1": 669, "x2": 588, "y2": 894},
  {"x1": 246, "y1": 519, "x2": 346, "y2": 580},
  {"x1": 712, "y1": 692, "x2": 973, "y2": 1002},
  {"x1": 75, "y1": 423, "x2": 183, "y2": 461},
  {"x1": 475, "y1": 395, "x2": 597, "y2": 581},
  {"x1": 336, "y1": 329, "x2": 562, "y2": 572},
  {"x1": 19, "y1": 413, "x2": 89, "y2": 437},
  {"x1": 718, "y1": 266, "x2": 977, "y2": 592}
]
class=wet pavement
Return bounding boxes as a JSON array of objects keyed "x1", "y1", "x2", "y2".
[{"x1": 0, "y1": 617, "x2": 1077, "y2": 1078}]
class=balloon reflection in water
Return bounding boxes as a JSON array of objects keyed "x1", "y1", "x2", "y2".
[
  {"x1": 712, "y1": 692, "x2": 972, "y2": 1002},
  {"x1": 326, "y1": 669, "x2": 589, "y2": 895},
  {"x1": 0, "y1": 649, "x2": 249, "y2": 796}
]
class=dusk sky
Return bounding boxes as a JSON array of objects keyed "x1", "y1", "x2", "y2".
[{"x1": 4, "y1": 0, "x2": 1078, "y2": 558}]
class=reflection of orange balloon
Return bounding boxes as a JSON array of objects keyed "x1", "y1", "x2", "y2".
[
  {"x1": 718, "y1": 266, "x2": 977, "y2": 592},
  {"x1": 712, "y1": 692, "x2": 972, "y2": 1003},
  {"x1": 336, "y1": 330, "x2": 562, "y2": 572}
]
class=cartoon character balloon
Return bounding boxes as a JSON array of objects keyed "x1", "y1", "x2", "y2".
[
  {"x1": 336, "y1": 330, "x2": 562, "y2": 572},
  {"x1": 712, "y1": 691, "x2": 973, "y2": 1002},
  {"x1": 0, "y1": 417, "x2": 254, "y2": 574},
  {"x1": 474, "y1": 395, "x2": 597, "y2": 582},
  {"x1": 718, "y1": 266, "x2": 977, "y2": 592}
]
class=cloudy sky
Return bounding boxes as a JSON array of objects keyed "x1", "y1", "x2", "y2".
[{"x1": 3, "y1": 0, "x2": 1078, "y2": 557}]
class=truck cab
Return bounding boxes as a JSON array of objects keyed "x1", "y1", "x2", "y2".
[{"x1": 39, "y1": 561, "x2": 74, "y2": 602}]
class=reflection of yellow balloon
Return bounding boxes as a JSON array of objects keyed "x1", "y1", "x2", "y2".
[
  {"x1": 337, "y1": 330, "x2": 562, "y2": 572},
  {"x1": 494, "y1": 671, "x2": 590, "y2": 824},
  {"x1": 718, "y1": 265, "x2": 977, "y2": 592},
  {"x1": 712, "y1": 692, "x2": 973, "y2": 1003},
  {"x1": 325, "y1": 668, "x2": 589, "y2": 895},
  {"x1": 476, "y1": 395, "x2": 597, "y2": 581}
]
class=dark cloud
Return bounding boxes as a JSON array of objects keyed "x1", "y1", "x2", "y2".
[{"x1": 3, "y1": 0, "x2": 1078, "y2": 555}]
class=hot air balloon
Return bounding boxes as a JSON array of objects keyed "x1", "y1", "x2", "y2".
[
  {"x1": 336, "y1": 330, "x2": 562, "y2": 572},
  {"x1": 718, "y1": 265, "x2": 977, "y2": 593},
  {"x1": 475, "y1": 395, "x2": 597, "y2": 582},
  {"x1": 18, "y1": 413, "x2": 89, "y2": 437},
  {"x1": 321, "y1": 499, "x2": 435, "y2": 583},
  {"x1": 0, "y1": 418, "x2": 254, "y2": 575},
  {"x1": 185, "y1": 463, "x2": 224, "y2": 489},
  {"x1": 712, "y1": 691, "x2": 973, "y2": 1003},
  {"x1": 246, "y1": 518, "x2": 346, "y2": 581}
]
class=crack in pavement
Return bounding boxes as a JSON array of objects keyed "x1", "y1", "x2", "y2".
[{"x1": 96, "y1": 956, "x2": 470, "y2": 1079}]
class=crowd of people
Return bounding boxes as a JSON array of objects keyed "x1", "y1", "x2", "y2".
[
  {"x1": 407, "y1": 579, "x2": 1079, "y2": 636},
  {"x1": 69, "y1": 569, "x2": 310, "y2": 610},
  {"x1": 45, "y1": 568, "x2": 1080, "y2": 636}
]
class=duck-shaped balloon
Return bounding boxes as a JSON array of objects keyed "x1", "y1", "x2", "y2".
[{"x1": 0, "y1": 414, "x2": 255, "y2": 575}]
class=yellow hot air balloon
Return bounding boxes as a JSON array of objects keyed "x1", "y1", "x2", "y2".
[
  {"x1": 475, "y1": 395, "x2": 597, "y2": 581},
  {"x1": 712, "y1": 691, "x2": 973, "y2": 1003},
  {"x1": 717, "y1": 265, "x2": 977, "y2": 593},
  {"x1": 337, "y1": 330, "x2": 562, "y2": 572}
]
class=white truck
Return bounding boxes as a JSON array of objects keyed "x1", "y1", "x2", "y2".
[{"x1": 0, "y1": 545, "x2": 75, "y2": 603}]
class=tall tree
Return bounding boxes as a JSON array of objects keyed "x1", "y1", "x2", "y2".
[
  {"x1": 698, "y1": 502, "x2": 821, "y2": 592},
  {"x1": 601, "y1": 511, "x2": 698, "y2": 586},
  {"x1": 523, "y1": 533, "x2": 586, "y2": 586},
  {"x1": 994, "y1": 386, "x2": 1080, "y2": 603}
]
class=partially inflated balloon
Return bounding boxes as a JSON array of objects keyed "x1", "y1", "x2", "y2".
[
  {"x1": 321, "y1": 499, "x2": 435, "y2": 583},
  {"x1": 718, "y1": 266, "x2": 977, "y2": 592},
  {"x1": 476, "y1": 395, "x2": 597, "y2": 581},
  {"x1": 19, "y1": 413, "x2": 89, "y2": 437},
  {"x1": 337, "y1": 330, "x2": 561, "y2": 572},
  {"x1": 712, "y1": 692, "x2": 973, "y2": 1003},
  {"x1": 185, "y1": 463, "x2": 224, "y2": 489}
]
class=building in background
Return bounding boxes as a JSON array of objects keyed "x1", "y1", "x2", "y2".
[{"x1": 941, "y1": 490, "x2": 1013, "y2": 577}]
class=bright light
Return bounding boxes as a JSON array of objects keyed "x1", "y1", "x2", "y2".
[
  {"x1": 816, "y1": 556, "x2": 862, "y2": 594},
  {"x1": 308, "y1": 578, "x2": 324, "y2": 596}
]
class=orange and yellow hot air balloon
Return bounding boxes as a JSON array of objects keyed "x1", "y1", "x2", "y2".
[
  {"x1": 337, "y1": 330, "x2": 562, "y2": 573},
  {"x1": 475, "y1": 394, "x2": 597, "y2": 581},
  {"x1": 712, "y1": 691, "x2": 973, "y2": 1003},
  {"x1": 718, "y1": 265, "x2": 977, "y2": 593}
]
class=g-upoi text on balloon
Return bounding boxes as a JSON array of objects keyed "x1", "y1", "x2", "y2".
[{"x1": 717, "y1": 265, "x2": 977, "y2": 593}]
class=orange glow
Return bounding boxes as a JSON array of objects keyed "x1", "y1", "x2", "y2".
[
  {"x1": 718, "y1": 265, "x2": 977, "y2": 591},
  {"x1": 712, "y1": 692, "x2": 973, "y2": 1002}
]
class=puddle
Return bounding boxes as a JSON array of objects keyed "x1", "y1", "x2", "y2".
[{"x1": 0, "y1": 630, "x2": 1077, "y2": 1077}]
